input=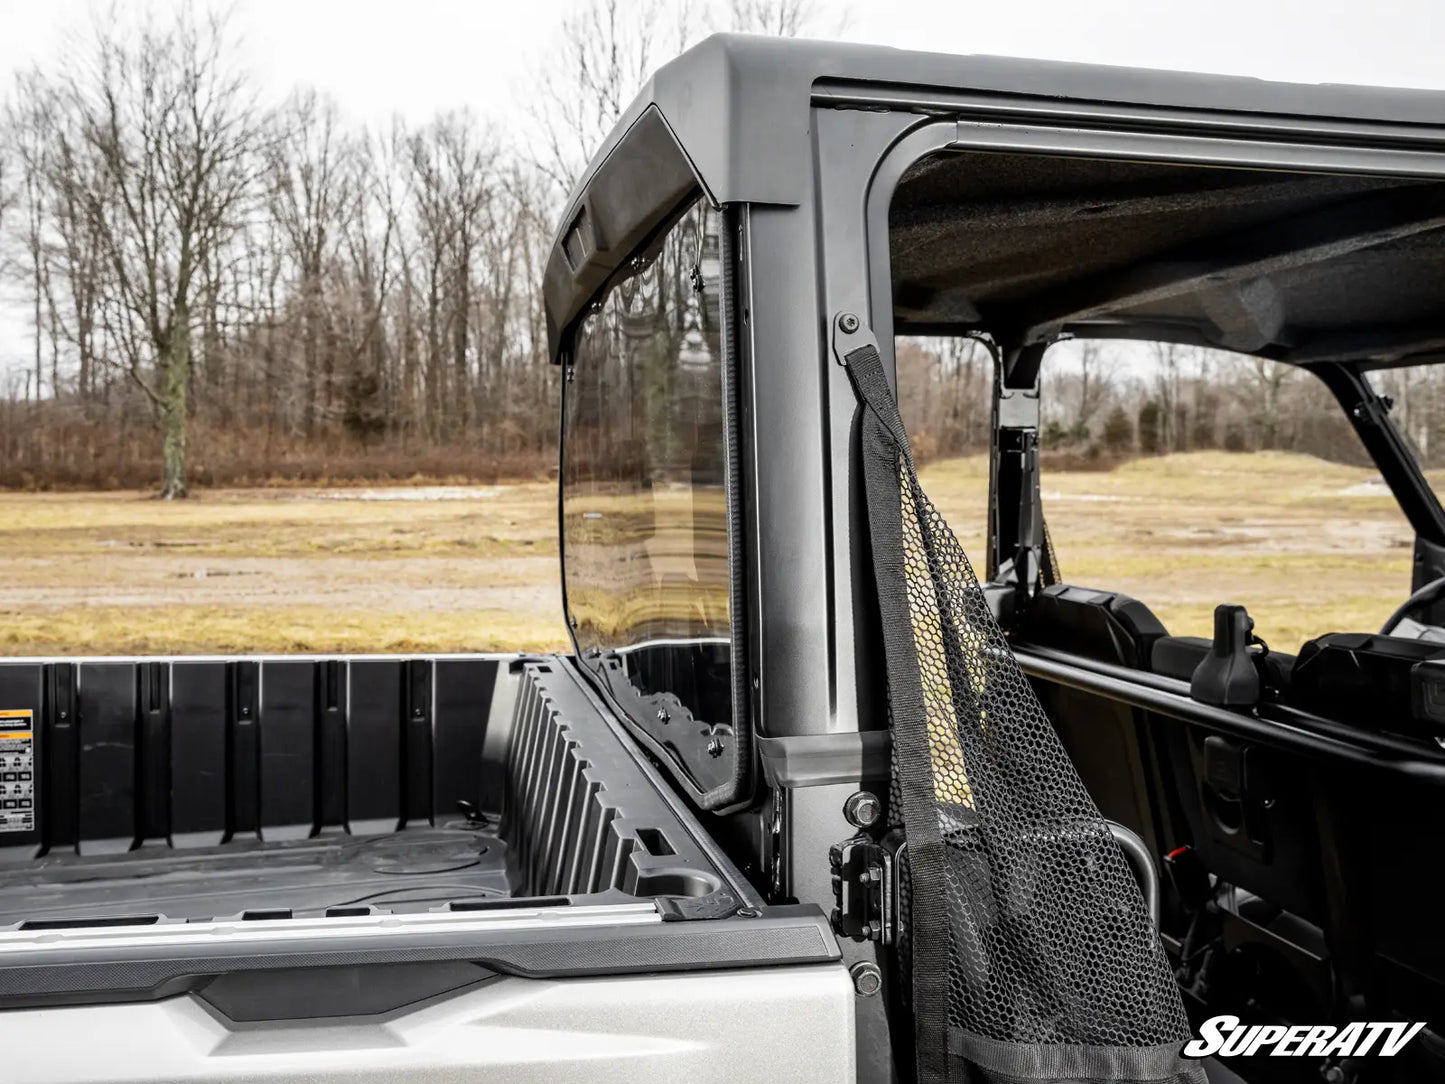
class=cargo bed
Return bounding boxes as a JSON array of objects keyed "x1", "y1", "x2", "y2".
[{"x1": 0, "y1": 656, "x2": 744, "y2": 927}]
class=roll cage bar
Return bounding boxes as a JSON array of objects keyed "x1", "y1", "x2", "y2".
[{"x1": 544, "y1": 31, "x2": 1445, "y2": 908}]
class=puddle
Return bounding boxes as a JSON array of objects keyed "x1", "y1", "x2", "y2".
[
  {"x1": 171, "y1": 568, "x2": 262, "y2": 579},
  {"x1": 1337, "y1": 478, "x2": 1392, "y2": 497},
  {"x1": 298, "y1": 487, "x2": 502, "y2": 502}
]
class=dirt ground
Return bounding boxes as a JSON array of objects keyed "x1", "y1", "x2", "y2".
[{"x1": 0, "y1": 450, "x2": 1425, "y2": 656}]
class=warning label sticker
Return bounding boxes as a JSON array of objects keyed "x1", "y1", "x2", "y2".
[{"x1": 0, "y1": 710, "x2": 35, "y2": 834}]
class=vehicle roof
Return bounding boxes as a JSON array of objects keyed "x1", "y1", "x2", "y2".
[
  {"x1": 545, "y1": 34, "x2": 1445, "y2": 360},
  {"x1": 563, "y1": 33, "x2": 1445, "y2": 216}
]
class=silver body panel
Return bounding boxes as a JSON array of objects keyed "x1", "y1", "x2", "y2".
[{"x1": 6, "y1": 963, "x2": 854, "y2": 1083}]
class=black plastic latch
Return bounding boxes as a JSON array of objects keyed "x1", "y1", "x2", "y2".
[
  {"x1": 656, "y1": 887, "x2": 741, "y2": 922},
  {"x1": 1202, "y1": 735, "x2": 1245, "y2": 801},
  {"x1": 829, "y1": 836, "x2": 894, "y2": 944},
  {"x1": 1190, "y1": 604, "x2": 1262, "y2": 707},
  {"x1": 1162, "y1": 844, "x2": 1213, "y2": 913}
]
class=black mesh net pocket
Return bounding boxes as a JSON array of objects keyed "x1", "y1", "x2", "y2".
[{"x1": 846, "y1": 344, "x2": 1201, "y2": 1084}]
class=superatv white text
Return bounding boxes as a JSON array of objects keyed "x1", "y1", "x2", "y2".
[{"x1": 1184, "y1": 1016, "x2": 1425, "y2": 1059}]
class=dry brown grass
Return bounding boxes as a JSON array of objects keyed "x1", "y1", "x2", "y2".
[
  {"x1": 0, "y1": 451, "x2": 1426, "y2": 657},
  {"x1": 0, "y1": 484, "x2": 568, "y2": 656}
]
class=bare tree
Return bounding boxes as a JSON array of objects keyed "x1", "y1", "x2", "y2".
[
  {"x1": 1073, "y1": 339, "x2": 1118, "y2": 439},
  {"x1": 60, "y1": 11, "x2": 262, "y2": 497},
  {"x1": 529, "y1": 0, "x2": 832, "y2": 199},
  {"x1": 40, "y1": 91, "x2": 111, "y2": 405},
  {"x1": 1149, "y1": 341, "x2": 1186, "y2": 453},
  {"x1": 269, "y1": 89, "x2": 352, "y2": 435},
  {"x1": 0, "y1": 0, "x2": 875, "y2": 492},
  {"x1": 1243, "y1": 356, "x2": 1296, "y2": 450},
  {"x1": 530, "y1": 0, "x2": 692, "y2": 197},
  {"x1": 333, "y1": 128, "x2": 399, "y2": 443},
  {"x1": 0, "y1": 102, "x2": 17, "y2": 275},
  {"x1": 720, "y1": 0, "x2": 829, "y2": 35},
  {"x1": 4, "y1": 75, "x2": 57, "y2": 402}
]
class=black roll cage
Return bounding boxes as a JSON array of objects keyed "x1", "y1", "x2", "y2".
[{"x1": 545, "y1": 34, "x2": 1445, "y2": 913}]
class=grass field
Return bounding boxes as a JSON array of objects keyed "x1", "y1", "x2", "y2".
[
  {"x1": 0, "y1": 483, "x2": 569, "y2": 655},
  {"x1": 0, "y1": 450, "x2": 1424, "y2": 656},
  {"x1": 921, "y1": 449, "x2": 1418, "y2": 647}
]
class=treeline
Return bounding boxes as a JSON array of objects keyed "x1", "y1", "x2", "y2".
[
  {"x1": 4, "y1": 1, "x2": 1436, "y2": 494},
  {"x1": 899, "y1": 338, "x2": 1445, "y2": 469},
  {"x1": 0, "y1": 1, "x2": 824, "y2": 493}
]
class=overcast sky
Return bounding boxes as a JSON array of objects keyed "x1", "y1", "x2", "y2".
[
  {"x1": 2, "y1": 0, "x2": 1444, "y2": 130},
  {"x1": 1, "y1": 0, "x2": 1442, "y2": 377}
]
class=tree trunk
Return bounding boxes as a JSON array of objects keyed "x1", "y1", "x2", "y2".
[{"x1": 159, "y1": 315, "x2": 190, "y2": 499}]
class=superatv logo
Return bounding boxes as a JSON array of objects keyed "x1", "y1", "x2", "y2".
[{"x1": 1184, "y1": 1015, "x2": 1425, "y2": 1059}]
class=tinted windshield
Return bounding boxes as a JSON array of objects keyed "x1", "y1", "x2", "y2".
[{"x1": 560, "y1": 200, "x2": 735, "y2": 794}]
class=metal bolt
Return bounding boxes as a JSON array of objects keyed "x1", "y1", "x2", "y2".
[
  {"x1": 844, "y1": 790, "x2": 882, "y2": 829},
  {"x1": 736, "y1": 907, "x2": 759, "y2": 918},
  {"x1": 656, "y1": 707, "x2": 671, "y2": 724},
  {"x1": 838, "y1": 312, "x2": 860, "y2": 334},
  {"x1": 850, "y1": 961, "x2": 883, "y2": 997},
  {"x1": 706, "y1": 737, "x2": 725, "y2": 758}
]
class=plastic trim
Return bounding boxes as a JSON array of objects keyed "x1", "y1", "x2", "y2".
[
  {"x1": 756, "y1": 733, "x2": 890, "y2": 787},
  {"x1": 0, "y1": 903, "x2": 837, "y2": 1008}
]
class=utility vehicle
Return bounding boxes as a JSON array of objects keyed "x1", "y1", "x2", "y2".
[{"x1": 3, "y1": 34, "x2": 1445, "y2": 1084}]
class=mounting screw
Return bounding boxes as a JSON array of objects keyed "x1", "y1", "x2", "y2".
[
  {"x1": 736, "y1": 906, "x2": 760, "y2": 918},
  {"x1": 706, "y1": 737, "x2": 725, "y2": 758},
  {"x1": 844, "y1": 790, "x2": 882, "y2": 829},
  {"x1": 838, "y1": 312, "x2": 860, "y2": 334},
  {"x1": 656, "y1": 707, "x2": 671, "y2": 725},
  {"x1": 850, "y1": 961, "x2": 883, "y2": 997}
]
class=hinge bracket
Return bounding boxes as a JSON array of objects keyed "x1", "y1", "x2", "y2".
[{"x1": 829, "y1": 835, "x2": 895, "y2": 944}]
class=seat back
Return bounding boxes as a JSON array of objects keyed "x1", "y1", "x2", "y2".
[
  {"x1": 1018, "y1": 587, "x2": 1336, "y2": 1022},
  {"x1": 1014, "y1": 584, "x2": 1175, "y2": 860}
]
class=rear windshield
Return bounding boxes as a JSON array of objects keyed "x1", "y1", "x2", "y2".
[{"x1": 560, "y1": 200, "x2": 735, "y2": 788}]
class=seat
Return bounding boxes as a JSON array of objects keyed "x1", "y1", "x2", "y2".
[
  {"x1": 1020, "y1": 586, "x2": 1445, "y2": 1059},
  {"x1": 1013, "y1": 584, "x2": 1176, "y2": 861},
  {"x1": 1016, "y1": 586, "x2": 1336, "y2": 1024}
]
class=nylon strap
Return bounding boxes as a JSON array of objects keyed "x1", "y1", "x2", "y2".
[{"x1": 844, "y1": 343, "x2": 957, "y2": 1083}]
